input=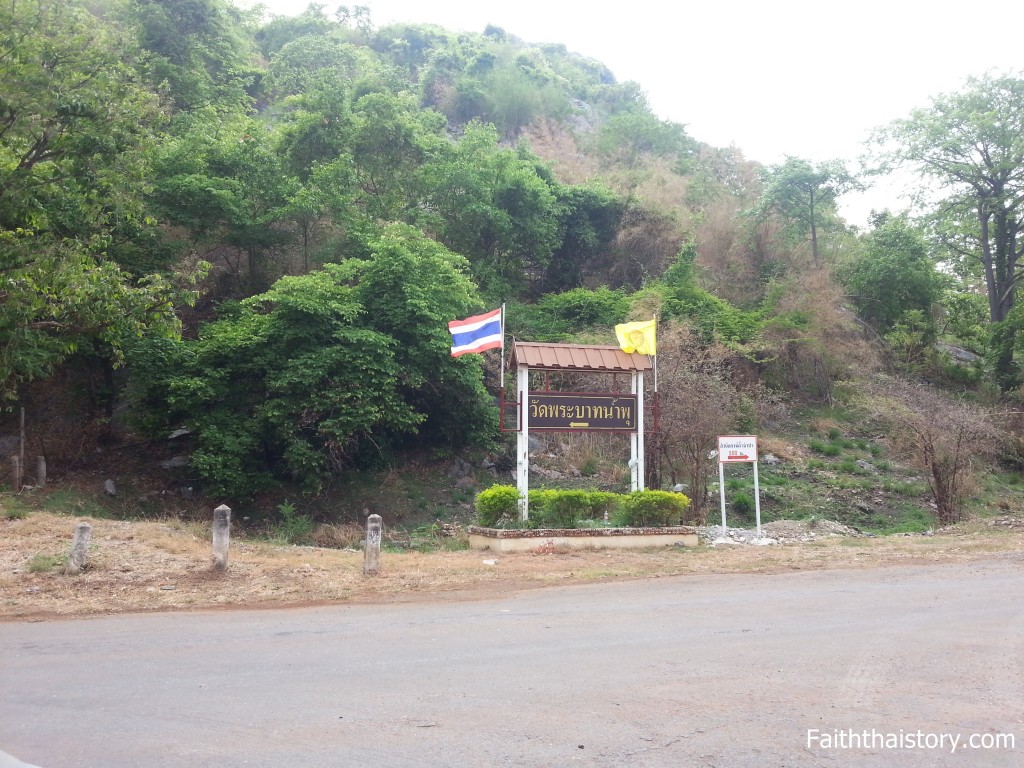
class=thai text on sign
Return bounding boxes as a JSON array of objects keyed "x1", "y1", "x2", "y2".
[
  {"x1": 528, "y1": 393, "x2": 637, "y2": 431},
  {"x1": 718, "y1": 435, "x2": 758, "y2": 463}
]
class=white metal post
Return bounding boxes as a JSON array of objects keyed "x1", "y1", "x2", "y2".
[
  {"x1": 753, "y1": 461, "x2": 762, "y2": 539},
  {"x1": 630, "y1": 372, "x2": 647, "y2": 493},
  {"x1": 516, "y1": 365, "x2": 530, "y2": 521},
  {"x1": 630, "y1": 370, "x2": 645, "y2": 491},
  {"x1": 719, "y1": 460, "x2": 727, "y2": 531}
]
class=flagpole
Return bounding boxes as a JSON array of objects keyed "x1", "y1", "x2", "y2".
[
  {"x1": 500, "y1": 303, "x2": 506, "y2": 391},
  {"x1": 653, "y1": 316, "x2": 658, "y2": 393}
]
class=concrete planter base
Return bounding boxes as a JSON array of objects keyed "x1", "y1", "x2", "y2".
[{"x1": 467, "y1": 525, "x2": 699, "y2": 553}]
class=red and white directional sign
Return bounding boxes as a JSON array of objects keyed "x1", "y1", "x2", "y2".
[{"x1": 718, "y1": 435, "x2": 758, "y2": 463}]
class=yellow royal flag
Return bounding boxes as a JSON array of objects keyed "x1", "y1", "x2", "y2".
[{"x1": 615, "y1": 319, "x2": 656, "y2": 355}]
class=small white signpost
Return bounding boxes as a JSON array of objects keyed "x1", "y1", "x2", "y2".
[{"x1": 717, "y1": 435, "x2": 762, "y2": 539}]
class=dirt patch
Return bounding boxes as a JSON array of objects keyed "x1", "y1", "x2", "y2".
[{"x1": 2, "y1": 513, "x2": 1022, "y2": 621}]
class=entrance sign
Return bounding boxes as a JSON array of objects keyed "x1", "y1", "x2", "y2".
[
  {"x1": 716, "y1": 435, "x2": 763, "y2": 538},
  {"x1": 718, "y1": 435, "x2": 758, "y2": 462},
  {"x1": 510, "y1": 342, "x2": 654, "y2": 521},
  {"x1": 528, "y1": 393, "x2": 638, "y2": 431}
]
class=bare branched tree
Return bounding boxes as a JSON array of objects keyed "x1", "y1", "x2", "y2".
[
  {"x1": 863, "y1": 376, "x2": 1002, "y2": 525},
  {"x1": 649, "y1": 324, "x2": 784, "y2": 523}
]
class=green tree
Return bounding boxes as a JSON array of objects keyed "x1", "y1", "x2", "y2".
[
  {"x1": 150, "y1": 114, "x2": 296, "y2": 290},
  {"x1": 347, "y1": 92, "x2": 447, "y2": 221},
  {"x1": 754, "y1": 156, "x2": 857, "y2": 266},
  {"x1": 872, "y1": 73, "x2": 1024, "y2": 390},
  {"x1": 131, "y1": 0, "x2": 257, "y2": 113},
  {"x1": 593, "y1": 111, "x2": 696, "y2": 168},
  {"x1": 370, "y1": 22, "x2": 455, "y2": 75},
  {"x1": 542, "y1": 185, "x2": 624, "y2": 293},
  {"x1": 354, "y1": 223, "x2": 497, "y2": 448},
  {"x1": 838, "y1": 214, "x2": 942, "y2": 334},
  {"x1": 420, "y1": 121, "x2": 559, "y2": 296},
  {"x1": 264, "y1": 36, "x2": 379, "y2": 98},
  {"x1": 0, "y1": 0, "x2": 189, "y2": 406},
  {"x1": 133, "y1": 267, "x2": 414, "y2": 496},
  {"x1": 254, "y1": 4, "x2": 336, "y2": 58},
  {"x1": 128, "y1": 225, "x2": 495, "y2": 496}
]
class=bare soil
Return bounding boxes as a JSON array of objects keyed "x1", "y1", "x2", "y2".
[{"x1": 3, "y1": 512, "x2": 1023, "y2": 621}]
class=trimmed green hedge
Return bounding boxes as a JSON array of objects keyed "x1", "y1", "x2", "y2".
[
  {"x1": 474, "y1": 486, "x2": 691, "y2": 529},
  {"x1": 616, "y1": 489, "x2": 690, "y2": 527},
  {"x1": 474, "y1": 484, "x2": 521, "y2": 526}
]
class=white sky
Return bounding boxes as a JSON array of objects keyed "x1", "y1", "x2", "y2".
[{"x1": 244, "y1": 0, "x2": 1024, "y2": 227}]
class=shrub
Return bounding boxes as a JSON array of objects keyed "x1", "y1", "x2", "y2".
[
  {"x1": 311, "y1": 523, "x2": 364, "y2": 549},
  {"x1": 526, "y1": 489, "x2": 556, "y2": 525},
  {"x1": 617, "y1": 490, "x2": 690, "y2": 527},
  {"x1": 731, "y1": 491, "x2": 755, "y2": 517},
  {"x1": 272, "y1": 500, "x2": 315, "y2": 545},
  {"x1": 479, "y1": 486, "x2": 692, "y2": 528},
  {"x1": 536, "y1": 490, "x2": 591, "y2": 528},
  {"x1": 528, "y1": 489, "x2": 622, "y2": 527},
  {"x1": 585, "y1": 491, "x2": 620, "y2": 521},
  {"x1": 537, "y1": 287, "x2": 629, "y2": 330},
  {"x1": 862, "y1": 376, "x2": 1001, "y2": 525},
  {"x1": 475, "y1": 484, "x2": 521, "y2": 526}
]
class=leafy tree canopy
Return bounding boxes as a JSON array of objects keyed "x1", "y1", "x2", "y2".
[
  {"x1": 837, "y1": 214, "x2": 943, "y2": 334},
  {"x1": 871, "y1": 71, "x2": 1024, "y2": 389},
  {"x1": 128, "y1": 224, "x2": 494, "y2": 496},
  {"x1": 0, "y1": 0, "x2": 194, "y2": 407}
]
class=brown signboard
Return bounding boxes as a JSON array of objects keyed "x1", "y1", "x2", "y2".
[{"x1": 527, "y1": 392, "x2": 638, "y2": 431}]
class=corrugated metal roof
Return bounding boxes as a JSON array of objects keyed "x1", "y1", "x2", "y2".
[{"x1": 509, "y1": 342, "x2": 652, "y2": 372}]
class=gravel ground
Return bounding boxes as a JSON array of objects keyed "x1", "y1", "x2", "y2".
[
  {"x1": 3, "y1": 512, "x2": 1023, "y2": 620},
  {"x1": 698, "y1": 518, "x2": 864, "y2": 544}
]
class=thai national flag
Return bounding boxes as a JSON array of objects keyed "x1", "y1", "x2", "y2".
[{"x1": 449, "y1": 307, "x2": 502, "y2": 357}]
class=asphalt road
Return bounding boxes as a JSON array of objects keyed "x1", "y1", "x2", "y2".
[{"x1": 2, "y1": 556, "x2": 1022, "y2": 767}]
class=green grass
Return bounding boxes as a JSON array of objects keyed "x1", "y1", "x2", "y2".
[
  {"x1": 837, "y1": 458, "x2": 873, "y2": 475},
  {"x1": 408, "y1": 536, "x2": 470, "y2": 553},
  {"x1": 861, "y1": 504, "x2": 935, "y2": 535},
  {"x1": 758, "y1": 471, "x2": 790, "y2": 487},
  {"x1": 39, "y1": 489, "x2": 114, "y2": 519},
  {"x1": 731, "y1": 491, "x2": 755, "y2": 516},
  {"x1": 809, "y1": 438, "x2": 842, "y2": 457},
  {"x1": 881, "y1": 479, "x2": 927, "y2": 496},
  {"x1": 27, "y1": 553, "x2": 65, "y2": 573},
  {"x1": 2, "y1": 500, "x2": 31, "y2": 520},
  {"x1": 450, "y1": 487, "x2": 475, "y2": 505}
]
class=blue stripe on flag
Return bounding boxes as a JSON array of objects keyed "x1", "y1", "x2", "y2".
[{"x1": 449, "y1": 308, "x2": 502, "y2": 357}]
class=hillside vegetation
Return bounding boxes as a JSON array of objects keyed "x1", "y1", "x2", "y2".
[{"x1": 2, "y1": 0, "x2": 1024, "y2": 538}]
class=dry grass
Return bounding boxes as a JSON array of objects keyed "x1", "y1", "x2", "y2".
[
  {"x1": 2, "y1": 512, "x2": 1022, "y2": 621},
  {"x1": 521, "y1": 120, "x2": 600, "y2": 185}
]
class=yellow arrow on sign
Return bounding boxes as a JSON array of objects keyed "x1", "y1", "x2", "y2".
[{"x1": 569, "y1": 422, "x2": 590, "y2": 428}]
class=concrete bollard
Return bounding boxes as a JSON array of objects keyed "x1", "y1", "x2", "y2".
[
  {"x1": 212, "y1": 504, "x2": 231, "y2": 570},
  {"x1": 66, "y1": 522, "x2": 92, "y2": 575},
  {"x1": 363, "y1": 514, "x2": 382, "y2": 576}
]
